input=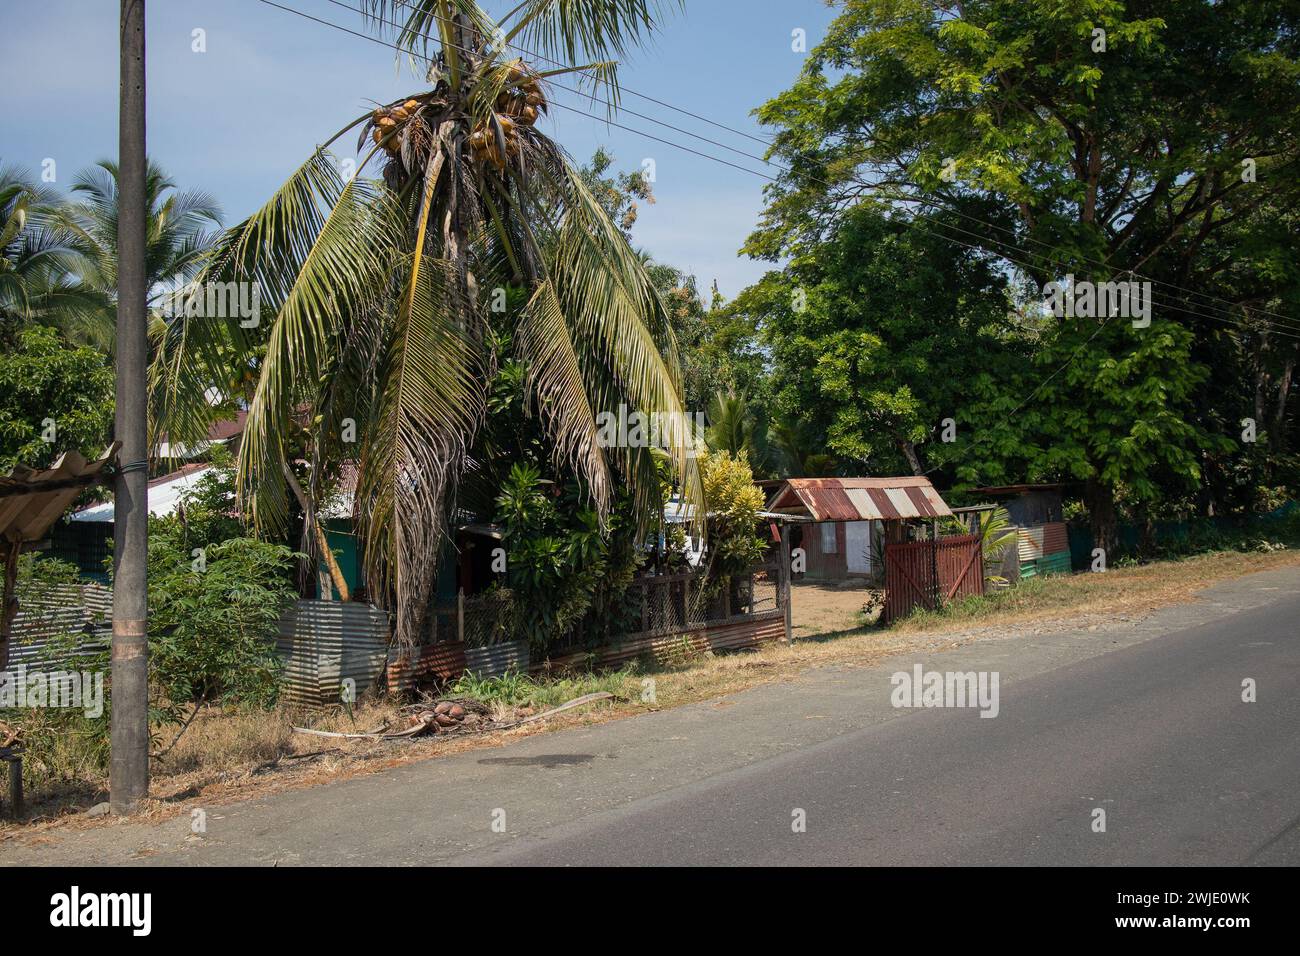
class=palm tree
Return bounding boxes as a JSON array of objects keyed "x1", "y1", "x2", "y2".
[
  {"x1": 705, "y1": 389, "x2": 769, "y2": 472},
  {"x1": 0, "y1": 165, "x2": 103, "y2": 346},
  {"x1": 769, "y1": 416, "x2": 837, "y2": 477},
  {"x1": 56, "y1": 159, "x2": 223, "y2": 351},
  {"x1": 152, "y1": 0, "x2": 698, "y2": 646}
]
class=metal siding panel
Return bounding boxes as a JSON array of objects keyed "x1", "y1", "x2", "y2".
[
  {"x1": 1041, "y1": 521, "x2": 1069, "y2": 555},
  {"x1": 276, "y1": 600, "x2": 389, "y2": 706},
  {"x1": 464, "y1": 640, "x2": 530, "y2": 678}
]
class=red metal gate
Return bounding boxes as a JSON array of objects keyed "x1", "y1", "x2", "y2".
[{"x1": 883, "y1": 534, "x2": 983, "y2": 622}]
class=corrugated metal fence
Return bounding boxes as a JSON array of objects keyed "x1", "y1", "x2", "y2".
[
  {"x1": 883, "y1": 535, "x2": 983, "y2": 622},
  {"x1": 7, "y1": 583, "x2": 113, "y2": 668},
  {"x1": 275, "y1": 600, "x2": 390, "y2": 706}
]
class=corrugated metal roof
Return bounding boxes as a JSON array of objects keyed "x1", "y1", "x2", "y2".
[
  {"x1": 0, "y1": 445, "x2": 118, "y2": 543},
  {"x1": 71, "y1": 462, "x2": 212, "y2": 522},
  {"x1": 765, "y1": 477, "x2": 953, "y2": 522}
]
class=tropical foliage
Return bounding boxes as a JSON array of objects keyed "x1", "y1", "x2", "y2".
[
  {"x1": 739, "y1": 0, "x2": 1300, "y2": 551},
  {"x1": 145, "y1": 529, "x2": 297, "y2": 714},
  {"x1": 0, "y1": 166, "x2": 103, "y2": 348},
  {"x1": 56, "y1": 159, "x2": 223, "y2": 351},
  {"x1": 0, "y1": 324, "x2": 114, "y2": 472},
  {"x1": 151, "y1": 0, "x2": 699, "y2": 646}
]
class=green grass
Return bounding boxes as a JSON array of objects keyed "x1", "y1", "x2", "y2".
[{"x1": 449, "y1": 665, "x2": 638, "y2": 709}]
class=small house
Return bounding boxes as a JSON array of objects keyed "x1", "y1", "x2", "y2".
[{"x1": 764, "y1": 477, "x2": 955, "y2": 581}]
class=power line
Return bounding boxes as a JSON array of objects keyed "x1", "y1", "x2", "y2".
[
  {"x1": 369, "y1": 0, "x2": 1300, "y2": 334},
  {"x1": 333, "y1": 0, "x2": 1300, "y2": 335},
  {"x1": 382, "y1": 0, "x2": 776, "y2": 148},
  {"x1": 253, "y1": 0, "x2": 1300, "y2": 344},
  {"x1": 246, "y1": 0, "x2": 1300, "y2": 477}
]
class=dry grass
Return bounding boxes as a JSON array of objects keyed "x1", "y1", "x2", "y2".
[{"x1": 4, "y1": 546, "x2": 1297, "y2": 838}]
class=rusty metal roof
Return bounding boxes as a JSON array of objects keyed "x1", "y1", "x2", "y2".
[
  {"x1": 0, "y1": 445, "x2": 119, "y2": 544},
  {"x1": 765, "y1": 477, "x2": 953, "y2": 522}
]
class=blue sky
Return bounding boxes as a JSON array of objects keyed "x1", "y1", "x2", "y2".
[{"x1": 0, "y1": 0, "x2": 838, "y2": 299}]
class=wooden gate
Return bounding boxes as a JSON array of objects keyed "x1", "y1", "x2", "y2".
[{"x1": 883, "y1": 534, "x2": 983, "y2": 622}]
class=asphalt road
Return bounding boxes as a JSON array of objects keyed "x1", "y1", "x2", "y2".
[
  {"x1": 2, "y1": 567, "x2": 1297, "y2": 866},
  {"x1": 463, "y1": 584, "x2": 1300, "y2": 866}
]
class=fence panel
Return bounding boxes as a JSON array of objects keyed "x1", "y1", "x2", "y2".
[
  {"x1": 276, "y1": 600, "x2": 389, "y2": 706},
  {"x1": 6, "y1": 583, "x2": 112, "y2": 669},
  {"x1": 883, "y1": 535, "x2": 982, "y2": 622}
]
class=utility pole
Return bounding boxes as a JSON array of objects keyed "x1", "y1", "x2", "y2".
[{"x1": 111, "y1": 0, "x2": 149, "y2": 814}]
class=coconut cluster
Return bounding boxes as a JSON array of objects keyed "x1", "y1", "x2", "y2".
[
  {"x1": 371, "y1": 98, "x2": 423, "y2": 156},
  {"x1": 468, "y1": 60, "x2": 547, "y2": 170}
]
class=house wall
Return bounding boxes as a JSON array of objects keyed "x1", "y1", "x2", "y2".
[{"x1": 793, "y1": 520, "x2": 876, "y2": 580}]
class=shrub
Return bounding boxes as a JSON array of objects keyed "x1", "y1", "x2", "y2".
[
  {"x1": 146, "y1": 529, "x2": 299, "y2": 714},
  {"x1": 698, "y1": 450, "x2": 767, "y2": 603}
]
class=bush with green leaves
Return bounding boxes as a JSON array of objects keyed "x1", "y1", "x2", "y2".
[
  {"x1": 146, "y1": 527, "x2": 299, "y2": 713},
  {"x1": 493, "y1": 462, "x2": 642, "y2": 650},
  {"x1": 698, "y1": 450, "x2": 767, "y2": 609}
]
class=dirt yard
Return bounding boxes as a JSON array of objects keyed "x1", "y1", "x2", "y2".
[{"x1": 790, "y1": 579, "x2": 876, "y2": 640}]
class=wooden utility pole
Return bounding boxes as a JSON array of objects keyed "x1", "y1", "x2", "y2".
[{"x1": 110, "y1": 0, "x2": 149, "y2": 813}]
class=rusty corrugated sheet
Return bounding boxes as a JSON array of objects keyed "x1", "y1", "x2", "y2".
[
  {"x1": 0, "y1": 445, "x2": 118, "y2": 543},
  {"x1": 464, "y1": 640, "x2": 529, "y2": 679},
  {"x1": 767, "y1": 477, "x2": 953, "y2": 522}
]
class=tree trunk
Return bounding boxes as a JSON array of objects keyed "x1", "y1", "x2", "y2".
[
  {"x1": 1084, "y1": 477, "x2": 1118, "y2": 562},
  {"x1": 0, "y1": 542, "x2": 19, "y2": 673},
  {"x1": 1271, "y1": 350, "x2": 1295, "y2": 457},
  {"x1": 281, "y1": 460, "x2": 350, "y2": 602},
  {"x1": 899, "y1": 440, "x2": 924, "y2": 476}
]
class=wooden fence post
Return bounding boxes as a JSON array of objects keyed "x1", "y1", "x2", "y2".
[{"x1": 780, "y1": 523, "x2": 793, "y2": 643}]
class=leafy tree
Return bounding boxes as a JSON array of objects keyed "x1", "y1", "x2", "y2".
[
  {"x1": 766, "y1": 416, "x2": 838, "y2": 478},
  {"x1": 580, "y1": 146, "x2": 655, "y2": 237},
  {"x1": 0, "y1": 324, "x2": 114, "y2": 472},
  {"x1": 735, "y1": 206, "x2": 1015, "y2": 479},
  {"x1": 152, "y1": 0, "x2": 700, "y2": 647},
  {"x1": 749, "y1": 0, "x2": 1300, "y2": 552}
]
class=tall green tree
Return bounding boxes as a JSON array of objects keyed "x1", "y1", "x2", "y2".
[
  {"x1": 749, "y1": 0, "x2": 1300, "y2": 552},
  {"x1": 0, "y1": 324, "x2": 114, "y2": 472},
  {"x1": 152, "y1": 0, "x2": 699, "y2": 646},
  {"x1": 734, "y1": 206, "x2": 1015, "y2": 479}
]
